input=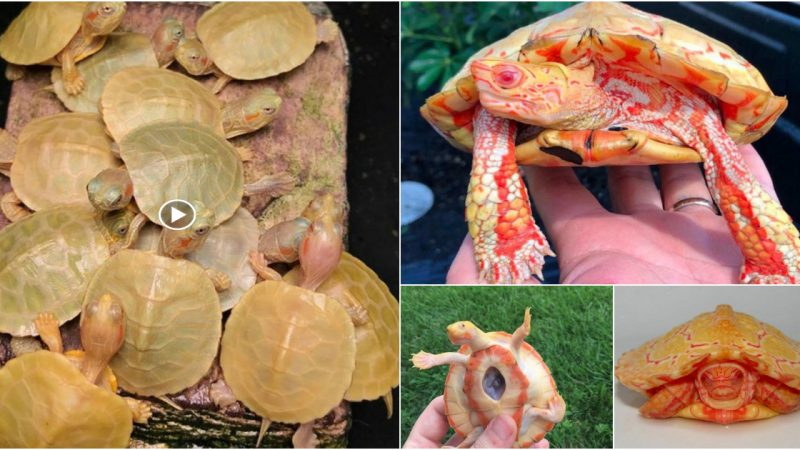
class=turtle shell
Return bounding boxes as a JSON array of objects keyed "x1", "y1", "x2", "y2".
[
  {"x1": 118, "y1": 121, "x2": 243, "y2": 226},
  {"x1": 84, "y1": 249, "x2": 222, "y2": 396},
  {"x1": 0, "y1": 128, "x2": 16, "y2": 177},
  {"x1": 11, "y1": 113, "x2": 121, "y2": 211},
  {"x1": 52, "y1": 33, "x2": 159, "y2": 113},
  {"x1": 616, "y1": 304, "x2": 800, "y2": 394},
  {"x1": 0, "y1": 206, "x2": 110, "y2": 336},
  {"x1": 196, "y1": 2, "x2": 317, "y2": 80},
  {"x1": 0, "y1": 3, "x2": 86, "y2": 65},
  {"x1": 285, "y1": 252, "x2": 399, "y2": 403},
  {"x1": 220, "y1": 280, "x2": 356, "y2": 423},
  {"x1": 445, "y1": 333, "x2": 559, "y2": 447},
  {"x1": 0, "y1": 351, "x2": 132, "y2": 447},
  {"x1": 101, "y1": 67, "x2": 225, "y2": 142},
  {"x1": 135, "y1": 208, "x2": 259, "y2": 311}
]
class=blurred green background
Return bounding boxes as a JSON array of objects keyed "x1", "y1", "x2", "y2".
[{"x1": 401, "y1": 286, "x2": 613, "y2": 448}]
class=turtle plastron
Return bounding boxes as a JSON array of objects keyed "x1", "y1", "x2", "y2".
[{"x1": 467, "y1": 107, "x2": 554, "y2": 283}]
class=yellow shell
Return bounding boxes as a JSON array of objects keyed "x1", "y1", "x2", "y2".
[
  {"x1": 616, "y1": 304, "x2": 800, "y2": 394},
  {"x1": 0, "y1": 3, "x2": 86, "y2": 65},
  {"x1": 220, "y1": 280, "x2": 355, "y2": 423},
  {"x1": 0, "y1": 351, "x2": 132, "y2": 447},
  {"x1": 196, "y1": 2, "x2": 317, "y2": 80}
]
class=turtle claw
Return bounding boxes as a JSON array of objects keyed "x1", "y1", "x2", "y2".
[
  {"x1": 475, "y1": 232, "x2": 553, "y2": 284},
  {"x1": 34, "y1": 312, "x2": 63, "y2": 353},
  {"x1": 63, "y1": 73, "x2": 85, "y2": 95},
  {"x1": 206, "y1": 268, "x2": 231, "y2": 291},
  {"x1": 124, "y1": 397, "x2": 152, "y2": 424},
  {"x1": 740, "y1": 271, "x2": 794, "y2": 284}
]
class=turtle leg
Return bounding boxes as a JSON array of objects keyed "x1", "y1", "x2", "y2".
[
  {"x1": 639, "y1": 378, "x2": 696, "y2": 418},
  {"x1": 205, "y1": 268, "x2": 232, "y2": 291},
  {"x1": 123, "y1": 397, "x2": 152, "y2": 424},
  {"x1": 755, "y1": 376, "x2": 800, "y2": 413},
  {"x1": 210, "y1": 380, "x2": 238, "y2": 409},
  {"x1": 510, "y1": 307, "x2": 531, "y2": 353},
  {"x1": 59, "y1": 47, "x2": 85, "y2": 95},
  {"x1": 333, "y1": 291, "x2": 369, "y2": 326},
  {"x1": 467, "y1": 107, "x2": 554, "y2": 283},
  {"x1": 256, "y1": 418, "x2": 272, "y2": 448},
  {"x1": 4, "y1": 63, "x2": 24, "y2": 81},
  {"x1": 248, "y1": 250, "x2": 283, "y2": 281},
  {"x1": 522, "y1": 393, "x2": 566, "y2": 424},
  {"x1": 291, "y1": 421, "x2": 319, "y2": 448},
  {"x1": 211, "y1": 71, "x2": 233, "y2": 94},
  {"x1": 34, "y1": 312, "x2": 63, "y2": 354},
  {"x1": 383, "y1": 390, "x2": 394, "y2": 419},
  {"x1": 1, "y1": 191, "x2": 31, "y2": 222},
  {"x1": 243, "y1": 172, "x2": 296, "y2": 198},
  {"x1": 411, "y1": 351, "x2": 468, "y2": 369}
]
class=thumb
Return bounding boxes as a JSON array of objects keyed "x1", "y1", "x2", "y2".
[{"x1": 472, "y1": 414, "x2": 517, "y2": 448}]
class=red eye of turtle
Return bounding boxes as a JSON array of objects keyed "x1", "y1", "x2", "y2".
[{"x1": 492, "y1": 66, "x2": 523, "y2": 89}]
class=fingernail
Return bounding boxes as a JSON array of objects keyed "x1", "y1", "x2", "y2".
[{"x1": 487, "y1": 414, "x2": 516, "y2": 440}]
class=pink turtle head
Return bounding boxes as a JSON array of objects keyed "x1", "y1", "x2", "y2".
[
  {"x1": 695, "y1": 361, "x2": 755, "y2": 410},
  {"x1": 446, "y1": 321, "x2": 480, "y2": 346},
  {"x1": 470, "y1": 58, "x2": 611, "y2": 130}
]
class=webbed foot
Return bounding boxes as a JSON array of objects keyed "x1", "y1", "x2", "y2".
[
  {"x1": 206, "y1": 268, "x2": 231, "y2": 291},
  {"x1": 248, "y1": 250, "x2": 282, "y2": 281},
  {"x1": 291, "y1": 421, "x2": 319, "y2": 448},
  {"x1": 63, "y1": 71, "x2": 85, "y2": 95},
  {"x1": 124, "y1": 397, "x2": 153, "y2": 424},
  {"x1": 473, "y1": 222, "x2": 554, "y2": 284},
  {"x1": 411, "y1": 351, "x2": 437, "y2": 370},
  {"x1": 34, "y1": 312, "x2": 63, "y2": 353}
]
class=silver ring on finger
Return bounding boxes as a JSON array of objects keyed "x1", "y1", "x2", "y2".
[{"x1": 671, "y1": 197, "x2": 719, "y2": 215}]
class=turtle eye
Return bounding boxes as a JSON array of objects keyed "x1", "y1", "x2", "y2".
[
  {"x1": 116, "y1": 225, "x2": 128, "y2": 236},
  {"x1": 492, "y1": 65, "x2": 523, "y2": 89},
  {"x1": 195, "y1": 226, "x2": 209, "y2": 236},
  {"x1": 263, "y1": 107, "x2": 275, "y2": 114},
  {"x1": 101, "y1": 5, "x2": 114, "y2": 14},
  {"x1": 175, "y1": 29, "x2": 183, "y2": 38}
]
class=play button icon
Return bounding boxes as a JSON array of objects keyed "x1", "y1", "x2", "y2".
[{"x1": 158, "y1": 199, "x2": 196, "y2": 231}]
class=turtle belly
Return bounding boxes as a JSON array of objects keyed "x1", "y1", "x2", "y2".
[{"x1": 676, "y1": 401, "x2": 779, "y2": 424}]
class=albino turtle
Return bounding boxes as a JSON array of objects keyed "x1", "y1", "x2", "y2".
[
  {"x1": 100, "y1": 66, "x2": 282, "y2": 143},
  {"x1": 0, "y1": 2, "x2": 126, "y2": 94},
  {"x1": 284, "y1": 251, "x2": 399, "y2": 416},
  {"x1": 135, "y1": 207, "x2": 259, "y2": 309},
  {"x1": 220, "y1": 280, "x2": 356, "y2": 448},
  {"x1": 175, "y1": 2, "x2": 321, "y2": 93},
  {"x1": 0, "y1": 205, "x2": 145, "y2": 337},
  {"x1": 0, "y1": 112, "x2": 121, "y2": 222},
  {"x1": 412, "y1": 309, "x2": 566, "y2": 447},
  {"x1": 421, "y1": 2, "x2": 796, "y2": 284},
  {"x1": 151, "y1": 17, "x2": 185, "y2": 68},
  {"x1": 51, "y1": 32, "x2": 159, "y2": 113},
  {"x1": 251, "y1": 192, "x2": 344, "y2": 290},
  {"x1": 616, "y1": 304, "x2": 800, "y2": 424},
  {"x1": 83, "y1": 249, "x2": 222, "y2": 396},
  {"x1": 0, "y1": 295, "x2": 149, "y2": 447},
  {"x1": 0, "y1": 128, "x2": 16, "y2": 177}
]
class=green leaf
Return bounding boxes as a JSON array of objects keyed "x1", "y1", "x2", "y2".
[{"x1": 416, "y1": 64, "x2": 445, "y2": 92}]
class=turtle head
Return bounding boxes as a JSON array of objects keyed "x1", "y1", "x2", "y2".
[
  {"x1": 470, "y1": 58, "x2": 613, "y2": 129},
  {"x1": 79, "y1": 293, "x2": 125, "y2": 384},
  {"x1": 152, "y1": 18, "x2": 185, "y2": 67},
  {"x1": 159, "y1": 202, "x2": 215, "y2": 258},
  {"x1": 83, "y1": 2, "x2": 126, "y2": 37},
  {"x1": 100, "y1": 208, "x2": 146, "y2": 254},
  {"x1": 302, "y1": 192, "x2": 344, "y2": 223},
  {"x1": 446, "y1": 321, "x2": 481, "y2": 346},
  {"x1": 223, "y1": 88, "x2": 283, "y2": 138},
  {"x1": 87, "y1": 168, "x2": 133, "y2": 211},
  {"x1": 695, "y1": 362, "x2": 755, "y2": 410},
  {"x1": 175, "y1": 36, "x2": 213, "y2": 76}
]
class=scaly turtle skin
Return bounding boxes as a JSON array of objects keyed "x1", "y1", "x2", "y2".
[
  {"x1": 220, "y1": 280, "x2": 356, "y2": 448},
  {"x1": 0, "y1": 205, "x2": 145, "y2": 337},
  {"x1": 413, "y1": 309, "x2": 566, "y2": 448},
  {"x1": 176, "y1": 2, "x2": 318, "y2": 93},
  {"x1": 421, "y1": 2, "x2": 795, "y2": 284},
  {"x1": 616, "y1": 304, "x2": 800, "y2": 423},
  {"x1": 0, "y1": 2, "x2": 126, "y2": 95},
  {"x1": 83, "y1": 249, "x2": 222, "y2": 396},
  {"x1": 285, "y1": 252, "x2": 399, "y2": 416},
  {"x1": 1, "y1": 113, "x2": 121, "y2": 221},
  {"x1": 51, "y1": 32, "x2": 159, "y2": 113}
]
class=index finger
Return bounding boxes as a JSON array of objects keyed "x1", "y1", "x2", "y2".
[{"x1": 404, "y1": 396, "x2": 450, "y2": 448}]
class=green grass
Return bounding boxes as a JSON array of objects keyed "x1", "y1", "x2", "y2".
[{"x1": 401, "y1": 286, "x2": 612, "y2": 448}]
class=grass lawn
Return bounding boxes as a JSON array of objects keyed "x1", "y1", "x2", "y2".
[{"x1": 401, "y1": 286, "x2": 613, "y2": 448}]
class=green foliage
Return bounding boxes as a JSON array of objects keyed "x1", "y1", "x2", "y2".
[
  {"x1": 401, "y1": 286, "x2": 613, "y2": 448},
  {"x1": 401, "y1": 2, "x2": 574, "y2": 99}
]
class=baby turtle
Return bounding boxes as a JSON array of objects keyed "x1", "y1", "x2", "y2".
[
  {"x1": 176, "y1": 2, "x2": 319, "y2": 93},
  {"x1": 100, "y1": 66, "x2": 282, "y2": 143},
  {"x1": 84, "y1": 249, "x2": 222, "y2": 396},
  {"x1": 0, "y1": 205, "x2": 145, "y2": 337},
  {"x1": 220, "y1": 280, "x2": 356, "y2": 448},
  {"x1": 0, "y1": 295, "x2": 148, "y2": 447},
  {"x1": 151, "y1": 17, "x2": 185, "y2": 68},
  {"x1": 51, "y1": 32, "x2": 159, "y2": 113},
  {"x1": 616, "y1": 304, "x2": 800, "y2": 423},
  {"x1": 285, "y1": 252, "x2": 399, "y2": 416},
  {"x1": 413, "y1": 309, "x2": 566, "y2": 447},
  {"x1": 1, "y1": 112, "x2": 121, "y2": 221},
  {"x1": 0, "y1": 2, "x2": 126, "y2": 94}
]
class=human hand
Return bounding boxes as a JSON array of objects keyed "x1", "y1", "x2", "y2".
[
  {"x1": 404, "y1": 396, "x2": 550, "y2": 448},
  {"x1": 448, "y1": 145, "x2": 777, "y2": 284}
]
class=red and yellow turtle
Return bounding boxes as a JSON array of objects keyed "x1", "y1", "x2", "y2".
[
  {"x1": 421, "y1": 2, "x2": 795, "y2": 284},
  {"x1": 412, "y1": 308, "x2": 565, "y2": 447},
  {"x1": 616, "y1": 304, "x2": 800, "y2": 424}
]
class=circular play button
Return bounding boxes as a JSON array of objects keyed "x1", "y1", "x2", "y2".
[{"x1": 158, "y1": 199, "x2": 196, "y2": 231}]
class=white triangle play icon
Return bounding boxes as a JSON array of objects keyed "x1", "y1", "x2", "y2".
[{"x1": 170, "y1": 207, "x2": 186, "y2": 223}]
